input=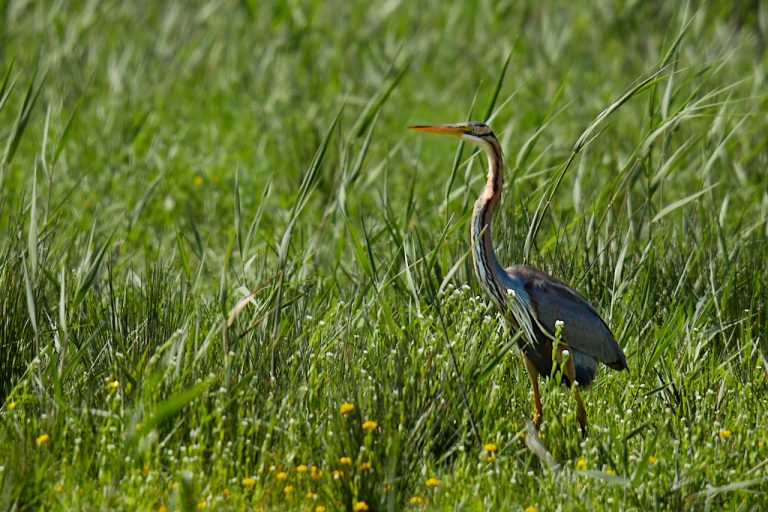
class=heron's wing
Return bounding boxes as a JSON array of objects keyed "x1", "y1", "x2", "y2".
[{"x1": 505, "y1": 265, "x2": 628, "y2": 371}]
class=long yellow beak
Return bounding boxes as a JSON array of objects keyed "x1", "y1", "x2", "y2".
[{"x1": 408, "y1": 124, "x2": 467, "y2": 137}]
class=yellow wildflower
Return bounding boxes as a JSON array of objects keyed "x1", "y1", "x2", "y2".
[
  {"x1": 605, "y1": 468, "x2": 617, "y2": 476},
  {"x1": 108, "y1": 380, "x2": 120, "y2": 391},
  {"x1": 306, "y1": 492, "x2": 318, "y2": 500},
  {"x1": 483, "y1": 443, "x2": 498, "y2": 452},
  {"x1": 296, "y1": 464, "x2": 308, "y2": 473},
  {"x1": 193, "y1": 175, "x2": 203, "y2": 187},
  {"x1": 276, "y1": 471, "x2": 287, "y2": 481},
  {"x1": 340, "y1": 402, "x2": 355, "y2": 415},
  {"x1": 310, "y1": 465, "x2": 322, "y2": 479},
  {"x1": 315, "y1": 507, "x2": 327, "y2": 512},
  {"x1": 719, "y1": 429, "x2": 732, "y2": 439},
  {"x1": 362, "y1": 420, "x2": 378, "y2": 431},
  {"x1": 8, "y1": 401, "x2": 16, "y2": 411},
  {"x1": 158, "y1": 506, "x2": 168, "y2": 512},
  {"x1": 36, "y1": 433, "x2": 50, "y2": 446},
  {"x1": 283, "y1": 485, "x2": 294, "y2": 494},
  {"x1": 647, "y1": 455, "x2": 658, "y2": 464},
  {"x1": 242, "y1": 477, "x2": 257, "y2": 488},
  {"x1": 54, "y1": 484, "x2": 64, "y2": 493},
  {"x1": 425, "y1": 478, "x2": 440, "y2": 488},
  {"x1": 354, "y1": 502, "x2": 369, "y2": 511},
  {"x1": 332, "y1": 470, "x2": 342, "y2": 479},
  {"x1": 576, "y1": 458, "x2": 587, "y2": 470},
  {"x1": 360, "y1": 461, "x2": 372, "y2": 471},
  {"x1": 339, "y1": 457, "x2": 352, "y2": 465},
  {"x1": 222, "y1": 488, "x2": 230, "y2": 497},
  {"x1": 759, "y1": 439, "x2": 764, "y2": 449},
  {"x1": 408, "y1": 496, "x2": 424, "y2": 505},
  {"x1": 524, "y1": 507, "x2": 539, "y2": 512},
  {"x1": 486, "y1": 455, "x2": 496, "y2": 463},
  {"x1": 196, "y1": 499, "x2": 207, "y2": 510}
]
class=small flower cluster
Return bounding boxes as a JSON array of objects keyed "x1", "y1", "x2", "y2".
[
  {"x1": 242, "y1": 404, "x2": 384, "y2": 510},
  {"x1": 484, "y1": 443, "x2": 497, "y2": 462},
  {"x1": 250, "y1": 463, "x2": 330, "y2": 508},
  {"x1": 406, "y1": 476, "x2": 444, "y2": 507}
]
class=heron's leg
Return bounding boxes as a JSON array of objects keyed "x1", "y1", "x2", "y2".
[
  {"x1": 522, "y1": 355, "x2": 543, "y2": 429},
  {"x1": 561, "y1": 350, "x2": 587, "y2": 437}
]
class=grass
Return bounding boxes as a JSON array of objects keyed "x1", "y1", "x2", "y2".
[{"x1": 1, "y1": 1, "x2": 767, "y2": 510}]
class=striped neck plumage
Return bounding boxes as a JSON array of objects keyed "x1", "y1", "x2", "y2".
[{"x1": 470, "y1": 138, "x2": 507, "y2": 307}]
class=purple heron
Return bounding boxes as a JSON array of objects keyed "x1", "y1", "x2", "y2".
[{"x1": 409, "y1": 122, "x2": 627, "y2": 435}]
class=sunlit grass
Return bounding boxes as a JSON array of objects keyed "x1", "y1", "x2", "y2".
[{"x1": 1, "y1": 1, "x2": 767, "y2": 510}]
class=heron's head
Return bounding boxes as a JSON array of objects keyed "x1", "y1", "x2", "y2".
[{"x1": 408, "y1": 122, "x2": 497, "y2": 146}]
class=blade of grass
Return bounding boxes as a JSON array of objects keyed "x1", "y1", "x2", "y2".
[
  {"x1": 350, "y1": 56, "x2": 411, "y2": 138},
  {"x1": 279, "y1": 106, "x2": 342, "y2": 267},
  {"x1": 0, "y1": 58, "x2": 16, "y2": 112},
  {"x1": 651, "y1": 183, "x2": 719, "y2": 224},
  {"x1": 53, "y1": 89, "x2": 87, "y2": 165},
  {"x1": 3, "y1": 69, "x2": 46, "y2": 168},
  {"x1": 28, "y1": 162, "x2": 38, "y2": 277},
  {"x1": 73, "y1": 227, "x2": 116, "y2": 310},
  {"x1": 482, "y1": 51, "x2": 512, "y2": 123}
]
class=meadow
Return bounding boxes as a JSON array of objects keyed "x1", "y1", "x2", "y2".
[{"x1": 1, "y1": 1, "x2": 767, "y2": 510}]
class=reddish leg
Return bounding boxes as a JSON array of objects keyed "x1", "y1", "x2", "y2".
[
  {"x1": 523, "y1": 355, "x2": 543, "y2": 429},
  {"x1": 561, "y1": 349, "x2": 588, "y2": 437}
]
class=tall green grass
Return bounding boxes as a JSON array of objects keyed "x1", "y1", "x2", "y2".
[{"x1": 1, "y1": 1, "x2": 767, "y2": 510}]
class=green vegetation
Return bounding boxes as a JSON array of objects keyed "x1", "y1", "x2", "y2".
[{"x1": 1, "y1": 1, "x2": 767, "y2": 510}]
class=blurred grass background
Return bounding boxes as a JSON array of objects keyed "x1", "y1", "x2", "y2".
[{"x1": 1, "y1": 1, "x2": 767, "y2": 510}]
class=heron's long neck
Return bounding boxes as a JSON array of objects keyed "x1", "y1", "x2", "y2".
[{"x1": 471, "y1": 139, "x2": 507, "y2": 307}]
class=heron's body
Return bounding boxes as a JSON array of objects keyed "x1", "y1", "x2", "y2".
[
  {"x1": 498, "y1": 265, "x2": 627, "y2": 383},
  {"x1": 411, "y1": 121, "x2": 627, "y2": 434}
]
